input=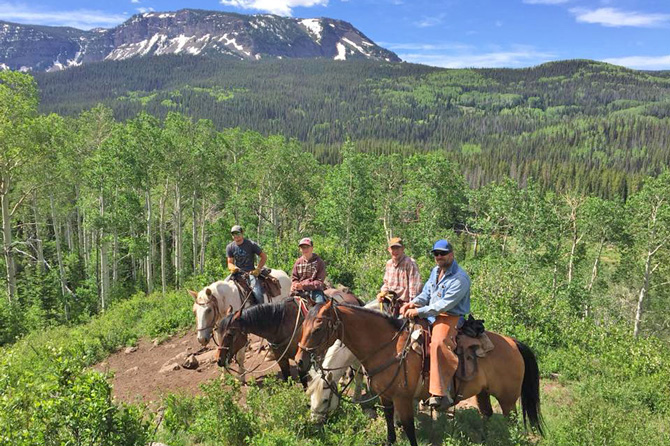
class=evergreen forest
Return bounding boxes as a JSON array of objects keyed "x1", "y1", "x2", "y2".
[{"x1": 1, "y1": 61, "x2": 670, "y2": 446}]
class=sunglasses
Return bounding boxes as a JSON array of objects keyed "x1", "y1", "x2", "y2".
[
  {"x1": 432, "y1": 250, "x2": 451, "y2": 257},
  {"x1": 231, "y1": 231, "x2": 241, "y2": 236}
]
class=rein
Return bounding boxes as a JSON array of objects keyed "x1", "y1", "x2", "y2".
[{"x1": 221, "y1": 298, "x2": 303, "y2": 376}]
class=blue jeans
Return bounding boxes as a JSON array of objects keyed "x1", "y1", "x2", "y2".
[
  {"x1": 248, "y1": 275, "x2": 264, "y2": 304},
  {"x1": 311, "y1": 290, "x2": 326, "y2": 304}
]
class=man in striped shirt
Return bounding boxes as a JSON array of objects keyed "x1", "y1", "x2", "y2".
[{"x1": 376, "y1": 237, "x2": 422, "y2": 304}]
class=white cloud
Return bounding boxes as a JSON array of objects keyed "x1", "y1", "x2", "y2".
[
  {"x1": 382, "y1": 42, "x2": 472, "y2": 51},
  {"x1": 523, "y1": 0, "x2": 569, "y2": 4},
  {"x1": 219, "y1": 0, "x2": 328, "y2": 16},
  {"x1": 414, "y1": 14, "x2": 445, "y2": 28},
  {"x1": 137, "y1": 7, "x2": 154, "y2": 13},
  {"x1": 131, "y1": 0, "x2": 140, "y2": 3},
  {"x1": 570, "y1": 7, "x2": 670, "y2": 27},
  {"x1": 602, "y1": 55, "x2": 670, "y2": 70},
  {"x1": 0, "y1": 2, "x2": 127, "y2": 29},
  {"x1": 400, "y1": 48, "x2": 556, "y2": 68}
]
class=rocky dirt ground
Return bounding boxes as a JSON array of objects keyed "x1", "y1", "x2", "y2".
[{"x1": 94, "y1": 329, "x2": 291, "y2": 408}]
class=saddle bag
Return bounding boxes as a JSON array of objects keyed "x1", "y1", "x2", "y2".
[{"x1": 260, "y1": 269, "x2": 282, "y2": 298}]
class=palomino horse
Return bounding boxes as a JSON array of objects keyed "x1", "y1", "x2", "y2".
[
  {"x1": 216, "y1": 290, "x2": 362, "y2": 387},
  {"x1": 296, "y1": 301, "x2": 543, "y2": 446}
]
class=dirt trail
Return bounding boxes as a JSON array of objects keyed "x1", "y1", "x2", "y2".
[{"x1": 94, "y1": 329, "x2": 287, "y2": 407}]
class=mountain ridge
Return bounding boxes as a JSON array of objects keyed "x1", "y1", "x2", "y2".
[{"x1": 0, "y1": 9, "x2": 400, "y2": 72}]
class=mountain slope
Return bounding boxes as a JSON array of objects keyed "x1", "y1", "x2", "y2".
[{"x1": 0, "y1": 9, "x2": 400, "y2": 72}]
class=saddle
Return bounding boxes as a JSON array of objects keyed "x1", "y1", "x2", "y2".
[
  {"x1": 379, "y1": 291, "x2": 403, "y2": 317},
  {"x1": 259, "y1": 268, "x2": 282, "y2": 299},
  {"x1": 409, "y1": 315, "x2": 495, "y2": 382}
]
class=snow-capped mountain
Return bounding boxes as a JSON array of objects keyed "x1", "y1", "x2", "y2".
[{"x1": 0, "y1": 9, "x2": 400, "y2": 72}]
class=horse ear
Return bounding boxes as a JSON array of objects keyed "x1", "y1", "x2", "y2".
[
  {"x1": 188, "y1": 290, "x2": 198, "y2": 299},
  {"x1": 205, "y1": 288, "x2": 213, "y2": 297}
]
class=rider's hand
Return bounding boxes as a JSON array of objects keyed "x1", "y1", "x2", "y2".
[
  {"x1": 399, "y1": 302, "x2": 415, "y2": 315},
  {"x1": 228, "y1": 264, "x2": 240, "y2": 274},
  {"x1": 403, "y1": 307, "x2": 419, "y2": 319},
  {"x1": 250, "y1": 267, "x2": 261, "y2": 277},
  {"x1": 376, "y1": 291, "x2": 386, "y2": 302},
  {"x1": 293, "y1": 283, "x2": 303, "y2": 291}
]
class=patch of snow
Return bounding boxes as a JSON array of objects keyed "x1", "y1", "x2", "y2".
[
  {"x1": 342, "y1": 37, "x2": 369, "y2": 56},
  {"x1": 329, "y1": 23, "x2": 335, "y2": 28},
  {"x1": 158, "y1": 13, "x2": 175, "y2": 19},
  {"x1": 300, "y1": 19, "x2": 323, "y2": 43},
  {"x1": 334, "y1": 42, "x2": 347, "y2": 61},
  {"x1": 250, "y1": 21, "x2": 258, "y2": 29},
  {"x1": 142, "y1": 33, "x2": 166, "y2": 56},
  {"x1": 19, "y1": 66, "x2": 31, "y2": 72},
  {"x1": 0, "y1": 63, "x2": 8, "y2": 71},
  {"x1": 219, "y1": 34, "x2": 244, "y2": 51},
  {"x1": 255, "y1": 54, "x2": 261, "y2": 60},
  {"x1": 361, "y1": 40, "x2": 374, "y2": 47},
  {"x1": 172, "y1": 34, "x2": 194, "y2": 54}
]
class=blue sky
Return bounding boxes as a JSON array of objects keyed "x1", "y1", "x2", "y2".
[{"x1": 1, "y1": 0, "x2": 669, "y2": 69}]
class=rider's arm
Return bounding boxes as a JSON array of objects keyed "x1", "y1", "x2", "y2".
[
  {"x1": 290, "y1": 260, "x2": 300, "y2": 291},
  {"x1": 227, "y1": 257, "x2": 238, "y2": 273},
  {"x1": 407, "y1": 260, "x2": 422, "y2": 301},
  {"x1": 301, "y1": 257, "x2": 326, "y2": 291},
  {"x1": 256, "y1": 251, "x2": 267, "y2": 270},
  {"x1": 415, "y1": 274, "x2": 469, "y2": 318},
  {"x1": 410, "y1": 267, "x2": 435, "y2": 307},
  {"x1": 379, "y1": 260, "x2": 391, "y2": 293}
]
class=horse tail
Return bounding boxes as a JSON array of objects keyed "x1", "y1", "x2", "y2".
[{"x1": 515, "y1": 340, "x2": 545, "y2": 436}]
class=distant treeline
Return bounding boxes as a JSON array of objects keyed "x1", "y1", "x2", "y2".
[{"x1": 35, "y1": 57, "x2": 670, "y2": 198}]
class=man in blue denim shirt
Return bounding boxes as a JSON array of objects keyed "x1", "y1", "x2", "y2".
[{"x1": 400, "y1": 239, "x2": 470, "y2": 411}]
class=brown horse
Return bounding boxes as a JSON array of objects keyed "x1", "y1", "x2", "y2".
[{"x1": 296, "y1": 301, "x2": 543, "y2": 446}]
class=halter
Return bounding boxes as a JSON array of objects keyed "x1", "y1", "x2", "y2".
[{"x1": 195, "y1": 294, "x2": 221, "y2": 335}]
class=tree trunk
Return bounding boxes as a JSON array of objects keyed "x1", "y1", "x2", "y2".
[
  {"x1": 1, "y1": 175, "x2": 17, "y2": 303},
  {"x1": 33, "y1": 196, "x2": 46, "y2": 272},
  {"x1": 192, "y1": 190, "x2": 197, "y2": 274},
  {"x1": 199, "y1": 200, "x2": 207, "y2": 274},
  {"x1": 112, "y1": 232, "x2": 118, "y2": 283},
  {"x1": 50, "y1": 194, "x2": 70, "y2": 320},
  {"x1": 159, "y1": 182, "x2": 168, "y2": 296},
  {"x1": 634, "y1": 249, "x2": 653, "y2": 337},
  {"x1": 174, "y1": 183, "x2": 182, "y2": 288},
  {"x1": 99, "y1": 192, "x2": 109, "y2": 312},
  {"x1": 145, "y1": 190, "x2": 153, "y2": 294}
]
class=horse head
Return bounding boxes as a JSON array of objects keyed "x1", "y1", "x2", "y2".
[
  {"x1": 296, "y1": 299, "x2": 340, "y2": 375},
  {"x1": 216, "y1": 306, "x2": 248, "y2": 368},
  {"x1": 190, "y1": 287, "x2": 219, "y2": 346}
]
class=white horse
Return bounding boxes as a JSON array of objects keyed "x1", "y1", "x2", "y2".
[
  {"x1": 306, "y1": 299, "x2": 380, "y2": 422},
  {"x1": 189, "y1": 269, "x2": 292, "y2": 375}
]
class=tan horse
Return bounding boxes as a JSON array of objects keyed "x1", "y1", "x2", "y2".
[{"x1": 296, "y1": 301, "x2": 543, "y2": 446}]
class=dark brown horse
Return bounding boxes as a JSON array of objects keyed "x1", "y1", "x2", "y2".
[
  {"x1": 296, "y1": 301, "x2": 543, "y2": 446},
  {"x1": 216, "y1": 297, "x2": 308, "y2": 386},
  {"x1": 216, "y1": 291, "x2": 362, "y2": 387}
]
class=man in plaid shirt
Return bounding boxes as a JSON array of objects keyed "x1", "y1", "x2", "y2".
[{"x1": 376, "y1": 237, "x2": 422, "y2": 303}]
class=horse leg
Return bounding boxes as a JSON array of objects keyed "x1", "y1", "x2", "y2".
[
  {"x1": 298, "y1": 364, "x2": 309, "y2": 389},
  {"x1": 381, "y1": 398, "x2": 397, "y2": 445},
  {"x1": 393, "y1": 397, "x2": 418, "y2": 446},
  {"x1": 278, "y1": 357, "x2": 291, "y2": 382},
  {"x1": 476, "y1": 390, "x2": 493, "y2": 418},
  {"x1": 498, "y1": 396, "x2": 518, "y2": 418},
  {"x1": 235, "y1": 349, "x2": 247, "y2": 385}
]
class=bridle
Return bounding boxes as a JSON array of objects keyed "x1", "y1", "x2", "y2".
[
  {"x1": 297, "y1": 302, "x2": 343, "y2": 354},
  {"x1": 195, "y1": 295, "x2": 221, "y2": 338}
]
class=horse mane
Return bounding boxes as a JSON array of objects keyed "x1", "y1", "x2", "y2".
[
  {"x1": 309, "y1": 302, "x2": 405, "y2": 331},
  {"x1": 238, "y1": 298, "x2": 293, "y2": 332}
]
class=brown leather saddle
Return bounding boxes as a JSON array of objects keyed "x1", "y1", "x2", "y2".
[
  {"x1": 411, "y1": 316, "x2": 495, "y2": 382},
  {"x1": 379, "y1": 291, "x2": 403, "y2": 317}
]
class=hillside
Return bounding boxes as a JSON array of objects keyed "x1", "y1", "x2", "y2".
[{"x1": 35, "y1": 57, "x2": 670, "y2": 198}]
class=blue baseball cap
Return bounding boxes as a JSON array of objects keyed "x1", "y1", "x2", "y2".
[{"x1": 431, "y1": 239, "x2": 452, "y2": 254}]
